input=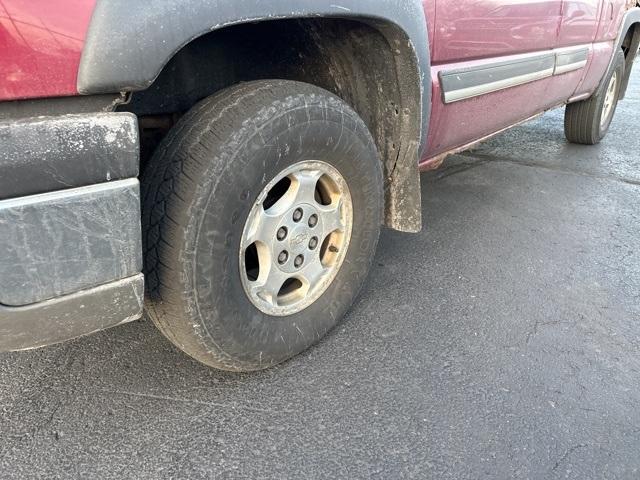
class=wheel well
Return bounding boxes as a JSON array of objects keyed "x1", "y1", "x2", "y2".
[
  {"x1": 123, "y1": 18, "x2": 424, "y2": 232},
  {"x1": 620, "y1": 22, "x2": 640, "y2": 99},
  {"x1": 621, "y1": 22, "x2": 639, "y2": 58}
]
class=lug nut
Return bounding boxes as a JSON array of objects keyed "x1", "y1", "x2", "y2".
[
  {"x1": 308, "y1": 214, "x2": 318, "y2": 228},
  {"x1": 293, "y1": 208, "x2": 303, "y2": 222},
  {"x1": 308, "y1": 237, "x2": 318, "y2": 250},
  {"x1": 278, "y1": 251, "x2": 289, "y2": 265},
  {"x1": 276, "y1": 227, "x2": 288, "y2": 241},
  {"x1": 294, "y1": 255, "x2": 304, "y2": 268}
]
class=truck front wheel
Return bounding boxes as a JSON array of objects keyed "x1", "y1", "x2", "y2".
[{"x1": 142, "y1": 80, "x2": 383, "y2": 371}]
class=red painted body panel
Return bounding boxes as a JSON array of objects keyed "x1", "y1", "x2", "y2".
[
  {"x1": 0, "y1": 0, "x2": 95, "y2": 101},
  {"x1": 425, "y1": 55, "x2": 585, "y2": 160},
  {"x1": 423, "y1": 0, "x2": 564, "y2": 162},
  {"x1": 420, "y1": 0, "x2": 631, "y2": 165},
  {"x1": 423, "y1": 0, "x2": 436, "y2": 51},
  {"x1": 597, "y1": 0, "x2": 629, "y2": 40},
  {"x1": 559, "y1": 1, "x2": 601, "y2": 45},
  {"x1": 432, "y1": 0, "x2": 562, "y2": 64},
  {"x1": 574, "y1": 41, "x2": 615, "y2": 95}
]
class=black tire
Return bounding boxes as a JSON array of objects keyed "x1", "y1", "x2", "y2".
[
  {"x1": 564, "y1": 50, "x2": 625, "y2": 145},
  {"x1": 142, "y1": 80, "x2": 383, "y2": 371}
]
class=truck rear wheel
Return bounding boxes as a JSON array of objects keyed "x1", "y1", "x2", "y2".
[
  {"x1": 142, "y1": 80, "x2": 383, "y2": 371},
  {"x1": 564, "y1": 50, "x2": 625, "y2": 145}
]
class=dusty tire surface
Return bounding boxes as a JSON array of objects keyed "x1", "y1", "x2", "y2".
[
  {"x1": 142, "y1": 80, "x2": 383, "y2": 371},
  {"x1": 564, "y1": 50, "x2": 625, "y2": 145}
]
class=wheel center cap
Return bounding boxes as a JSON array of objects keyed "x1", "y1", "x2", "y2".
[{"x1": 288, "y1": 226, "x2": 310, "y2": 255}]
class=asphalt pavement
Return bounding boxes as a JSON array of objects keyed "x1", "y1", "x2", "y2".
[{"x1": 1, "y1": 69, "x2": 638, "y2": 479}]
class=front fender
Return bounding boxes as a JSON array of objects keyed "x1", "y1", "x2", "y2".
[
  {"x1": 78, "y1": 0, "x2": 433, "y2": 232},
  {"x1": 78, "y1": 0, "x2": 429, "y2": 138}
]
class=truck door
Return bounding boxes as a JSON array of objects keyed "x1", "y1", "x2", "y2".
[
  {"x1": 424, "y1": 0, "x2": 564, "y2": 162},
  {"x1": 432, "y1": 1, "x2": 562, "y2": 63},
  {"x1": 558, "y1": 0, "x2": 602, "y2": 46},
  {"x1": 597, "y1": 0, "x2": 628, "y2": 41},
  {"x1": 556, "y1": 0, "x2": 626, "y2": 101}
]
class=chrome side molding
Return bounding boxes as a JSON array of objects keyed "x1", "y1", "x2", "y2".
[
  {"x1": 440, "y1": 45, "x2": 590, "y2": 104},
  {"x1": 554, "y1": 47, "x2": 589, "y2": 75}
]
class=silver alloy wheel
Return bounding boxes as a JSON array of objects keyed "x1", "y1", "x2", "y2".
[
  {"x1": 239, "y1": 160, "x2": 353, "y2": 316},
  {"x1": 600, "y1": 71, "x2": 618, "y2": 129}
]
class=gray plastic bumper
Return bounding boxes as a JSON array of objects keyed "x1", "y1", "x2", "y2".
[
  {"x1": 0, "y1": 274, "x2": 144, "y2": 351},
  {"x1": 0, "y1": 112, "x2": 143, "y2": 351}
]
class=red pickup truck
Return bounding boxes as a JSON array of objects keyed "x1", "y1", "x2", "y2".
[{"x1": 1, "y1": 1, "x2": 638, "y2": 370}]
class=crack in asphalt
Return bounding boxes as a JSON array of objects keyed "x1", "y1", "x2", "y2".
[
  {"x1": 101, "y1": 389, "x2": 295, "y2": 415},
  {"x1": 551, "y1": 444, "x2": 588, "y2": 472}
]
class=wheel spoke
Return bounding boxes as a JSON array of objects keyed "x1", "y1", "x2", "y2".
[
  {"x1": 319, "y1": 197, "x2": 345, "y2": 235},
  {"x1": 291, "y1": 169, "x2": 323, "y2": 206},
  {"x1": 297, "y1": 257, "x2": 327, "y2": 289},
  {"x1": 250, "y1": 264, "x2": 290, "y2": 306},
  {"x1": 264, "y1": 179, "x2": 299, "y2": 217},
  {"x1": 243, "y1": 207, "x2": 281, "y2": 246}
]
